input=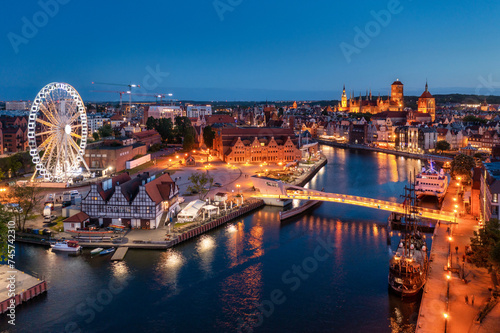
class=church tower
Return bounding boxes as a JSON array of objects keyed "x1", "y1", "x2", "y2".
[
  {"x1": 390, "y1": 79, "x2": 404, "y2": 109},
  {"x1": 341, "y1": 84, "x2": 347, "y2": 108},
  {"x1": 417, "y1": 81, "x2": 436, "y2": 121}
]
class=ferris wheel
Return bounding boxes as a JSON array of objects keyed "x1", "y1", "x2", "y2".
[{"x1": 28, "y1": 82, "x2": 90, "y2": 182}]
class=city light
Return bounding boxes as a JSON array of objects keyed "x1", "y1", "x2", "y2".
[
  {"x1": 444, "y1": 313, "x2": 449, "y2": 319},
  {"x1": 448, "y1": 236, "x2": 452, "y2": 242}
]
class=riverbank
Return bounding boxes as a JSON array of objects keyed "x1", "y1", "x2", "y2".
[
  {"x1": 416, "y1": 180, "x2": 499, "y2": 332},
  {"x1": 317, "y1": 139, "x2": 452, "y2": 162}
]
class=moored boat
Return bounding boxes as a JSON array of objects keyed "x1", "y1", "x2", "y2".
[
  {"x1": 91, "y1": 248, "x2": 104, "y2": 255},
  {"x1": 100, "y1": 247, "x2": 116, "y2": 255},
  {"x1": 415, "y1": 159, "x2": 448, "y2": 200},
  {"x1": 51, "y1": 240, "x2": 81, "y2": 252},
  {"x1": 388, "y1": 179, "x2": 429, "y2": 297}
]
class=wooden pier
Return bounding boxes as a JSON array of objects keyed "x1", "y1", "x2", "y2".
[
  {"x1": 111, "y1": 247, "x2": 128, "y2": 261},
  {"x1": 0, "y1": 265, "x2": 47, "y2": 314}
]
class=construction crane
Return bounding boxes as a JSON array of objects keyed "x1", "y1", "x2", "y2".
[
  {"x1": 91, "y1": 90, "x2": 129, "y2": 108},
  {"x1": 91, "y1": 82, "x2": 141, "y2": 114}
]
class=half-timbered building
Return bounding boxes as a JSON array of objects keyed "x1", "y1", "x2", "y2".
[{"x1": 82, "y1": 172, "x2": 179, "y2": 229}]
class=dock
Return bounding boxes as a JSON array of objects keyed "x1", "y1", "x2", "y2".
[
  {"x1": 0, "y1": 265, "x2": 47, "y2": 314},
  {"x1": 111, "y1": 247, "x2": 128, "y2": 261}
]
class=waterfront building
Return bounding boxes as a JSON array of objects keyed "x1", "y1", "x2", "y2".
[
  {"x1": 213, "y1": 127, "x2": 301, "y2": 164},
  {"x1": 395, "y1": 126, "x2": 437, "y2": 153},
  {"x1": 186, "y1": 105, "x2": 212, "y2": 118},
  {"x1": 82, "y1": 172, "x2": 180, "y2": 229},
  {"x1": 63, "y1": 211, "x2": 90, "y2": 231},
  {"x1": 479, "y1": 162, "x2": 500, "y2": 222}
]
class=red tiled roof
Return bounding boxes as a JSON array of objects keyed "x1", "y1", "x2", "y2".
[
  {"x1": 145, "y1": 173, "x2": 175, "y2": 204},
  {"x1": 419, "y1": 91, "x2": 434, "y2": 99},
  {"x1": 392, "y1": 80, "x2": 403, "y2": 86},
  {"x1": 64, "y1": 211, "x2": 89, "y2": 223},
  {"x1": 133, "y1": 129, "x2": 160, "y2": 139}
]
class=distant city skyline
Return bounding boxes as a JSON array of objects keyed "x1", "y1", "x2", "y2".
[{"x1": 3, "y1": 0, "x2": 500, "y2": 101}]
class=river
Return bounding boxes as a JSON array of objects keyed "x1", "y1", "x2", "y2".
[{"x1": 2, "y1": 145, "x2": 431, "y2": 333}]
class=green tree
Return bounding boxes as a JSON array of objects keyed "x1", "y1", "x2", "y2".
[
  {"x1": 436, "y1": 140, "x2": 451, "y2": 153},
  {"x1": 202, "y1": 126, "x2": 216, "y2": 149},
  {"x1": 0, "y1": 205, "x2": 12, "y2": 261},
  {"x1": 92, "y1": 132, "x2": 100, "y2": 141},
  {"x1": 463, "y1": 115, "x2": 487, "y2": 124},
  {"x1": 451, "y1": 154, "x2": 475, "y2": 180},
  {"x1": 183, "y1": 127, "x2": 196, "y2": 151},
  {"x1": 174, "y1": 116, "x2": 192, "y2": 141},
  {"x1": 470, "y1": 219, "x2": 500, "y2": 288},
  {"x1": 98, "y1": 124, "x2": 114, "y2": 138},
  {"x1": 146, "y1": 116, "x2": 158, "y2": 130},
  {"x1": 7, "y1": 184, "x2": 43, "y2": 231},
  {"x1": 187, "y1": 171, "x2": 214, "y2": 199},
  {"x1": 157, "y1": 118, "x2": 174, "y2": 142}
]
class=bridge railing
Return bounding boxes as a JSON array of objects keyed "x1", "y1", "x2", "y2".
[{"x1": 282, "y1": 189, "x2": 455, "y2": 218}]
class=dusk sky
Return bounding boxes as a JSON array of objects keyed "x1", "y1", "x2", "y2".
[{"x1": 3, "y1": 0, "x2": 500, "y2": 101}]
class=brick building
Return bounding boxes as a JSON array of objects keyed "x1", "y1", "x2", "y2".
[
  {"x1": 214, "y1": 127, "x2": 301, "y2": 164},
  {"x1": 132, "y1": 130, "x2": 162, "y2": 149},
  {"x1": 84, "y1": 138, "x2": 147, "y2": 172}
]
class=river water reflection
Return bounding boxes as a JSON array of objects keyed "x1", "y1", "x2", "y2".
[{"x1": 3, "y1": 146, "x2": 428, "y2": 332}]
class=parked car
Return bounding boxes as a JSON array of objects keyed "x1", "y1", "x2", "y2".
[
  {"x1": 5, "y1": 203, "x2": 22, "y2": 213},
  {"x1": 213, "y1": 182, "x2": 222, "y2": 187}
]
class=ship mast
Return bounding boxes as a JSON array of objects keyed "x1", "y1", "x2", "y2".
[{"x1": 401, "y1": 171, "x2": 419, "y2": 256}]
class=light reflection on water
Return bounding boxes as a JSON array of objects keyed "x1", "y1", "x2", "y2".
[{"x1": 6, "y1": 147, "x2": 426, "y2": 333}]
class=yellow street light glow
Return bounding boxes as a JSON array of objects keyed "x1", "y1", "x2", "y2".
[
  {"x1": 446, "y1": 274, "x2": 451, "y2": 280},
  {"x1": 443, "y1": 313, "x2": 448, "y2": 319},
  {"x1": 448, "y1": 236, "x2": 452, "y2": 241},
  {"x1": 453, "y1": 198, "x2": 457, "y2": 201}
]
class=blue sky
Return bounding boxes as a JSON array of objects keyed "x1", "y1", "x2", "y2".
[{"x1": 2, "y1": 0, "x2": 500, "y2": 101}]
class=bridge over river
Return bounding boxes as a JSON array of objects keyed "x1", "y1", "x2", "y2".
[{"x1": 251, "y1": 177, "x2": 456, "y2": 222}]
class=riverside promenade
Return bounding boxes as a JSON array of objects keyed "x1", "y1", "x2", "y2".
[{"x1": 416, "y1": 182, "x2": 500, "y2": 332}]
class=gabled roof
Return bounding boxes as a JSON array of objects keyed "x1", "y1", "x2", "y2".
[
  {"x1": 144, "y1": 173, "x2": 176, "y2": 204},
  {"x1": 64, "y1": 211, "x2": 89, "y2": 223}
]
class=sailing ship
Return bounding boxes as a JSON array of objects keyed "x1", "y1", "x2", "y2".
[{"x1": 388, "y1": 178, "x2": 429, "y2": 297}]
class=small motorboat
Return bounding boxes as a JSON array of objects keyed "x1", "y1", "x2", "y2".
[
  {"x1": 91, "y1": 247, "x2": 104, "y2": 255},
  {"x1": 100, "y1": 247, "x2": 116, "y2": 255},
  {"x1": 51, "y1": 240, "x2": 81, "y2": 252}
]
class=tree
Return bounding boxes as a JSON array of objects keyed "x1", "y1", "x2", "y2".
[
  {"x1": 92, "y1": 132, "x2": 100, "y2": 141},
  {"x1": 0, "y1": 205, "x2": 12, "y2": 261},
  {"x1": 174, "y1": 116, "x2": 192, "y2": 142},
  {"x1": 187, "y1": 171, "x2": 214, "y2": 199},
  {"x1": 436, "y1": 140, "x2": 451, "y2": 153},
  {"x1": 98, "y1": 124, "x2": 114, "y2": 138},
  {"x1": 451, "y1": 154, "x2": 475, "y2": 180},
  {"x1": 157, "y1": 118, "x2": 174, "y2": 142},
  {"x1": 7, "y1": 184, "x2": 43, "y2": 231},
  {"x1": 470, "y1": 219, "x2": 500, "y2": 288},
  {"x1": 202, "y1": 126, "x2": 216, "y2": 149},
  {"x1": 146, "y1": 116, "x2": 158, "y2": 130},
  {"x1": 183, "y1": 127, "x2": 196, "y2": 151}
]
